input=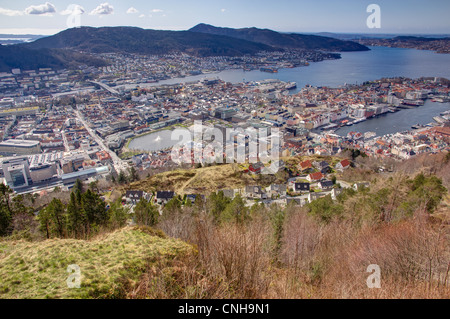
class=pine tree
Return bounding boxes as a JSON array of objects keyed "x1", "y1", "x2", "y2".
[
  {"x1": 39, "y1": 198, "x2": 67, "y2": 238},
  {"x1": 108, "y1": 199, "x2": 129, "y2": 228},
  {"x1": 134, "y1": 198, "x2": 159, "y2": 226},
  {"x1": 0, "y1": 184, "x2": 13, "y2": 236},
  {"x1": 67, "y1": 191, "x2": 85, "y2": 238}
]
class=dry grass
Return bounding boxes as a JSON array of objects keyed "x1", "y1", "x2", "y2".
[
  {"x1": 150, "y1": 204, "x2": 450, "y2": 299},
  {"x1": 126, "y1": 164, "x2": 272, "y2": 195},
  {"x1": 0, "y1": 227, "x2": 193, "y2": 299}
]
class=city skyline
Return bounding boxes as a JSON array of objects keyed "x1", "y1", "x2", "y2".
[{"x1": 0, "y1": 0, "x2": 449, "y2": 35}]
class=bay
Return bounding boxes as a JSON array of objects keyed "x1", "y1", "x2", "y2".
[{"x1": 133, "y1": 46, "x2": 450, "y2": 92}]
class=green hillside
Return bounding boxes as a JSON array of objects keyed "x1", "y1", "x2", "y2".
[
  {"x1": 22, "y1": 26, "x2": 276, "y2": 56},
  {"x1": 0, "y1": 227, "x2": 193, "y2": 299},
  {"x1": 189, "y1": 23, "x2": 370, "y2": 52}
]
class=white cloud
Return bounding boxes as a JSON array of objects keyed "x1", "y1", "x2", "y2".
[
  {"x1": 60, "y1": 4, "x2": 85, "y2": 16},
  {"x1": 127, "y1": 7, "x2": 138, "y2": 14},
  {"x1": 90, "y1": 2, "x2": 114, "y2": 15},
  {"x1": 221, "y1": 9, "x2": 226, "y2": 13},
  {"x1": 151, "y1": 9, "x2": 163, "y2": 13},
  {"x1": 139, "y1": 14, "x2": 145, "y2": 18},
  {"x1": 0, "y1": 7, "x2": 24, "y2": 16},
  {"x1": 25, "y1": 2, "x2": 56, "y2": 16}
]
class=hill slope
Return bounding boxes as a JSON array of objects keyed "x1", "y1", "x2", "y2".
[
  {"x1": 0, "y1": 44, "x2": 108, "y2": 72},
  {"x1": 0, "y1": 227, "x2": 192, "y2": 299},
  {"x1": 22, "y1": 26, "x2": 276, "y2": 57},
  {"x1": 189, "y1": 23, "x2": 370, "y2": 52}
]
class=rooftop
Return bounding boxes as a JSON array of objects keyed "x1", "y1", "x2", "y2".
[{"x1": 0, "y1": 139, "x2": 40, "y2": 148}]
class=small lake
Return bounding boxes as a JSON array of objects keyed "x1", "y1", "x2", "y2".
[{"x1": 128, "y1": 130, "x2": 181, "y2": 152}]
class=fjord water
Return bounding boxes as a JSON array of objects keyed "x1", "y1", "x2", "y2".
[{"x1": 145, "y1": 46, "x2": 450, "y2": 90}]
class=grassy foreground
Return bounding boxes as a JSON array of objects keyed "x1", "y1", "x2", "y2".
[{"x1": 0, "y1": 227, "x2": 193, "y2": 299}]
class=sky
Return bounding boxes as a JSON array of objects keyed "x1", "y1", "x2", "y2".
[{"x1": 0, "y1": 0, "x2": 449, "y2": 35}]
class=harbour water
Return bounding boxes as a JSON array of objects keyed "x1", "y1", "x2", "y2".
[
  {"x1": 131, "y1": 46, "x2": 450, "y2": 93},
  {"x1": 334, "y1": 100, "x2": 450, "y2": 137}
]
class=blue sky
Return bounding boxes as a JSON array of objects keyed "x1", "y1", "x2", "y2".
[{"x1": 0, "y1": 0, "x2": 449, "y2": 35}]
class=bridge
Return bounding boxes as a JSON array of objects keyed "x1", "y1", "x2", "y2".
[{"x1": 90, "y1": 81, "x2": 120, "y2": 95}]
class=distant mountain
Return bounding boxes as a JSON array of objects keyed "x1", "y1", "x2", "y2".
[
  {"x1": 0, "y1": 34, "x2": 45, "y2": 45},
  {"x1": 189, "y1": 24, "x2": 370, "y2": 52},
  {"x1": 22, "y1": 26, "x2": 276, "y2": 56},
  {"x1": 0, "y1": 45, "x2": 107, "y2": 72},
  {"x1": 393, "y1": 36, "x2": 450, "y2": 42},
  {"x1": 2, "y1": 25, "x2": 371, "y2": 73},
  {"x1": 314, "y1": 32, "x2": 392, "y2": 40}
]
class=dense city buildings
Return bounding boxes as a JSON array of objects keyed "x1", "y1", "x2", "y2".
[{"x1": 0, "y1": 45, "x2": 448, "y2": 197}]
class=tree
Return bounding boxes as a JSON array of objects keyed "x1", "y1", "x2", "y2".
[
  {"x1": 184, "y1": 195, "x2": 192, "y2": 207},
  {"x1": 67, "y1": 191, "x2": 85, "y2": 238},
  {"x1": 207, "y1": 191, "x2": 231, "y2": 222},
  {"x1": 108, "y1": 199, "x2": 129, "y2": 229},
  {"x1": 194, "y1": 194, "x2": 204, "y2": 211},
  {"x1": 73, "y1": 179, "x2": 84, "y2": 194},
  {"x1": 269, "y1": 205, "x2": 285, "y2": 260},
  {"x1": 331, "y1": 175, "x2": 337, "y2": 185},
  {"x1": 128, "y1": 166, "x2": 139, "y2": 182},
  {"x1": 118, "y1": 171, "x2": 127, "y2": 184},
  {"x1": 221, "y1": 194, "x2": 249, "y2": 224},
  {"x1": 0, "y1": 184, "x2": 14, "y2": 236},
  {"x1": 163, "y1": 197, "x2": 182, "y2": 216},
  {"x1": 39, "y1": 198, "x2": 67, "y2": 238},
  {"x1": 134, "y1": 198, "x2": 159, "y2": 226},
  {"x1": 307, "y1": 194, "x2": 344, "y2": 223},
  {"x1": 406, "y1": 173, "x2": 447, "y2": 213},
  {"x1": 81, "y1": 189, "x2": 108, "y2": 230},
  {"x1": 89, "y1": 180, "x2": 99, "y2": 193}
]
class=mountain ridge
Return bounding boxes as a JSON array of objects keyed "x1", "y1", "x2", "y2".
[
  {"x1": 189, "y1": 23, "x2": 370, "y2": 52},
  {"x1": 21, "y1": 26, "x2": 277, "y2": 56},
  {"x1": 0, "y1": 25, "x2": 369, "y2": 72}
]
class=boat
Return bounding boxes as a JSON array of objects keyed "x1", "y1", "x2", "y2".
[
  {"x1": 432, "y1": 96, "x2": 449, "y2": 103},
  {"x1": 411, "y1": 124, "x2": 424, "y2": 130},
  {"x1": 260, "y1": 67, "x2": 278, "y2": 73},
  {"x1": 388, "y1": 107, "x2": 399, "y2": 113},
  {"x1": 402, "y1": 99, "x2": 424, "y2": 106},
  {"x1": 352, "y1": 117, "x2": 367, "y2": 124},
  {"x1": 285, "y1": 82, "x2": 297, "y2": 90},
  {"x1": 321, "y1": 123, "x2": 338, "y2": 130}
]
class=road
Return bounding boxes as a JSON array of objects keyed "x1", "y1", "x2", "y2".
[
  {"x1": 75, "y1": 110, "x2": 129, "y2": 173},
  {"x1": 61, "y1": 130, "x2": 70, "y2": 152},
  {"x1": 89, "y1": 81, "x2": 120, "y2": 95}
]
